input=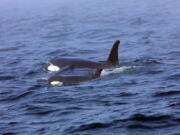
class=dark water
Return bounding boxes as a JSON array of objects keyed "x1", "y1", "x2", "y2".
[{"x1": 0, "y1": 0, "x2": 180, "y2": 134}]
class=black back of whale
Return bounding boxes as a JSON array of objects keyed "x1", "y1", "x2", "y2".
[
  {"x1": 48, "y1": 68, "x2": 102, "y2": 85},
  {"x1": 44, "y1": 40, "x2": 120, "y2": 71}
]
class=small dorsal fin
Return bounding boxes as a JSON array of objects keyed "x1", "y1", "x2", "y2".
[
  {"x1": 93, "y1": 68, "x2": 102, "y2": 79},
  {"x1": 107, "y1": 40, "x2": 120, "y2": 66}
]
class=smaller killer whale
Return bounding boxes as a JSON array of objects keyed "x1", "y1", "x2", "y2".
[
  {"x1": 44, "y1": 40, "x2": 120, "y2": 72},
  {"x1": 48, "y1": 69, "x2": 102, "y2": 86}
]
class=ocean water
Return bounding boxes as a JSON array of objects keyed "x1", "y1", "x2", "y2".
[{"x1": 0, "y1": 0, "x2": 180, "y2": 134}]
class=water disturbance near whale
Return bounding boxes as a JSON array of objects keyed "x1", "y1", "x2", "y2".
[{"x1": 101, "y1": 66, "x2": 136, "y2": 77}]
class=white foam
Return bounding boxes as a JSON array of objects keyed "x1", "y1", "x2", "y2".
[
  {"x1": 47, "y1": 63, "x2": 60, "y2": 72},
  {"x1": 101, "y1": 66, "x2": 135, "y2": 77},
  {"x1": 50, "y1": 81, "x2": 63, "y2": 86}
]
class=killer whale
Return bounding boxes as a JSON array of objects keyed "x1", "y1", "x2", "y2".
[
  {"x1": 48, "y1": 68, "x2": 102, "y2": 86},
  {"x1": 44, "y1": 40, "x2": 120, "y2": 72}
]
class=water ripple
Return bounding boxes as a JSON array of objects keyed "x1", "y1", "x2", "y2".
[
  {"x1": 0, "y1": 90, "x2": 33, "y2": 102},
  {"x1": 166, "y1": 74, "x2": 180, "y2": 81},
  {"x1": 24, "y1": 105, "x2": 59, "y2": 116},
  {"x1": 77, "y1": 122, "x2": 110, "y2": 131},
  {"x1": 68, "y1": 113, "x2": 179, "y2": 133},
  {"x1": 0, "y1": 76, "x2": 16, "y2": 81},
  {"x1": 154, "y1": 90, "x2": 180, "y2": 97},
  {"x1": 134, "y1": 58, "x2": 162, "y2": 65}
]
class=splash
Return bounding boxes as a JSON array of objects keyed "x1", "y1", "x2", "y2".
[{"x1": 101, "y1": 66, "x2": 135, "y2": 77}]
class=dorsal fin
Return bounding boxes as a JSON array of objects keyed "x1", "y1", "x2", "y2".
[
  {"x1": 107, "y1": 40, "x2": 120, "y2": 66},
  {"x1": 92, "y1": 68, "x2": 102, "y2": 79}
]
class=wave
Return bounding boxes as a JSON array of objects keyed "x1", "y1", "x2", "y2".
[
  {"x1": 166, "y1": 74, "x2": 180, "y2": 81},
  {"x1": 154, "y1": 90, "x2": 180, "y2": 97},
  {"x1": 0, "y1": 76, "x2": 15, "y2": 81},
  {"x1": 0, "y1": 90, "x2": 33, "y2": 102},
  {"x1": 68, "y1": 113, "x2": 179, "y2": 133}
]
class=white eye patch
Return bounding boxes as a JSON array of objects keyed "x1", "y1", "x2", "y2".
[
  {"x1": 50, "y1": 81, "x2": 63, "y2": 86},
  {"x1": 47, "y1": 63, "x2": 60, "y2": 72}
]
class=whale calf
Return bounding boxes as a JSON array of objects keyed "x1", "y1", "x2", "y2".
[
  {"x1": 44, "y1": 40, "x2": 120, "y2": 72},
  {"x1": 48, "y1": 69, "x2": 102, "y2": 86}
]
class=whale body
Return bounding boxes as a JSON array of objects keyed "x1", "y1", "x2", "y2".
[
  {"x1": 44, "y1": 40, "x2": 120, "y2": 72},
  {"x1": 48, "y1": 69, "x2": 102, "y2": 86}
]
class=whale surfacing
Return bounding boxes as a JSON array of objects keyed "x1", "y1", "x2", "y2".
[
  {"x1": 48, "y1": 69, "x2": 102, "y2": 86},
  {"x1": 44, "y1": 40, "x2": 120, "y2": 72},
  {"x1": 45, "y1": 40, "x2": 120, "y2": 86}
]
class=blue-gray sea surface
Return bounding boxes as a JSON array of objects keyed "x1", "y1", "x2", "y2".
[{"x1": 0, "y1": 0, "x2": 180, "y2": 134}]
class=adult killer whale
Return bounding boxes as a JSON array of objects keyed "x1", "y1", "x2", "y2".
[
  {"x1": 44, "y1": 40, "x2": 120, "y2": 72},
  {"x1": 48, "y1": 69, "x2": 102, "y2": 86}
]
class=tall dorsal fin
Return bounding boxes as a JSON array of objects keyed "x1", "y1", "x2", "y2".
[
  {"x1": 107, "y1": 40, "x2": 120, "y2": 66},
  {"x1": 92, "y1": 68, "x2": 102, "y2": 79}
]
